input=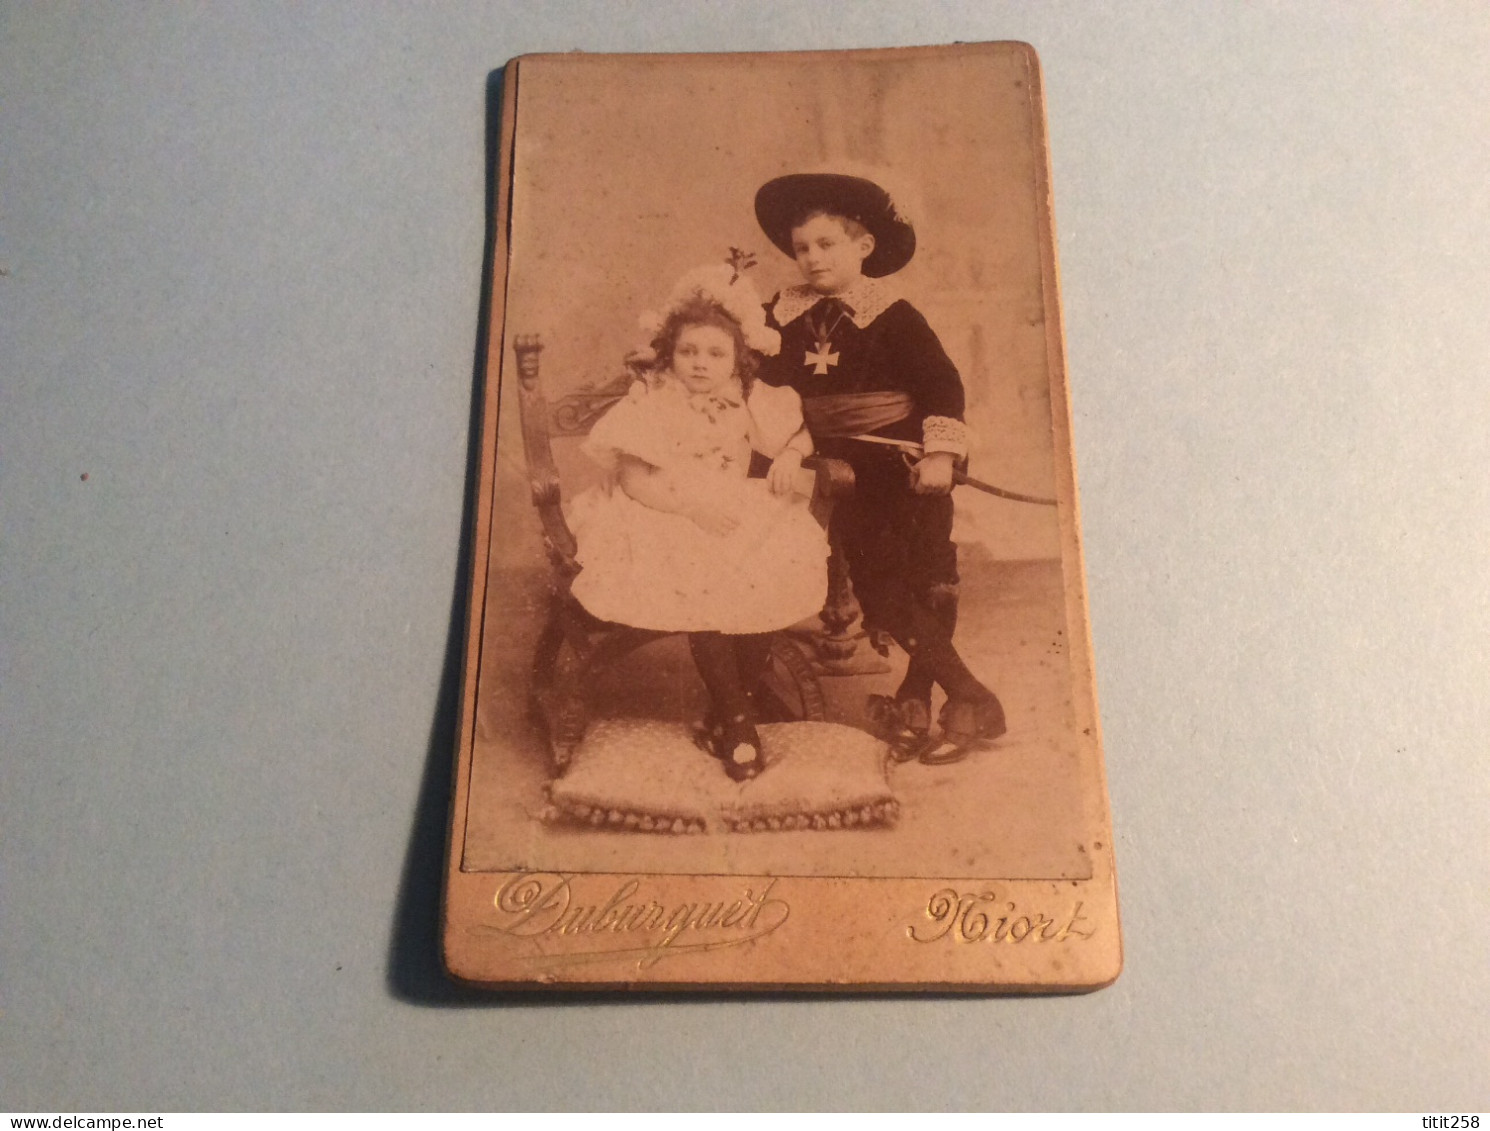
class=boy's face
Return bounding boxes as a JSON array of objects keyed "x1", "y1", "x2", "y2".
[
  {"x1": 790, "y1": 213, "x2": 875, "y2": 295},
  {"x1": 671, "y1": 323, "x2": 737, "y2": 396}
]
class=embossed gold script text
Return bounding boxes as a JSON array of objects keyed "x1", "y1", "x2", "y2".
[
  {"x1": 909, "y1": 888, "x2": 1096, "y2": 944},
  {"x1": 485, "y1": 872, "x2": 790, "y2": 969}
]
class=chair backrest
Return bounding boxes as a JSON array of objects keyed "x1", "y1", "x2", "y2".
[
  {"x1": 511, "y1": 335, "x2": 580, "y2": 576},
  {"x1": 512, "y1": 335, "x2": 643, "y2": 576}
]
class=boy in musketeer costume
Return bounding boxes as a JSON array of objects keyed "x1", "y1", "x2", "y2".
[{"x1": 755, "y1": 172, "x2": 1006, "y2": 763}]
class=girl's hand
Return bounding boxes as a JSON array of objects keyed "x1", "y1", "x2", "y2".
[
  {"x1": 687, "y1": 501, "x2": 740, "y2": 536},
  {"x1": 911, "y1": 451, "x2": 956, "y2": 495},
  {"x1": 767, "y1": 448, "x2": 804, "y2": 495}
]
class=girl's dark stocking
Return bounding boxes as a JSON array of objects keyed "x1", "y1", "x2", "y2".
[
  {"x1": 731, "y1": 633, "x2": 774, "y2": 703},
  {"x1": 688, "y1": 631, "x2": 764, "y2": 779},
  {"x1": 689, "y1": 632, "x2": 749, "y2": 721}
]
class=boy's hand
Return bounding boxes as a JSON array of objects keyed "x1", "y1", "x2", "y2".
[
  {"x1": 911, "y1": 451, "x2": 956, "y2": 495},
  {"x1": 767, "y1": 448, "x2": 804, "y2": 495},
  {"x1": 687, "y1": 501, "x2": 740, "y2": 536}
]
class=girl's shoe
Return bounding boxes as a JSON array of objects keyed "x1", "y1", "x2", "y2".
[
  {"x1": 692, "y1": 711, "x2": 726, "y2": 756},
  {"x1": 920, "y1": 695, "x2": 1007, "y2": 765},
  {"x1": 715, "y1": 713, "x2": 765, "y2": 782}
]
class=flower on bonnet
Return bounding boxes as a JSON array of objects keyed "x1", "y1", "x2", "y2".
[{"x1": 636, "y1": 263, "x2": 781, "y2": 357}]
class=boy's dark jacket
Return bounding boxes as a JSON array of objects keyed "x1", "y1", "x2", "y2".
[{"x1": 759, "y1": 279, "x2": 967, "y2": 461}]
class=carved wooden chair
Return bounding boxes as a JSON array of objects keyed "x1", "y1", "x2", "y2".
[{"x1": 512, "y1": 334, "x2": 860, "y2": 773}]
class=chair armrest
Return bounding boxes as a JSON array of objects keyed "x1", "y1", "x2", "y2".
[
  {"x1": 802, "y1": 456, "x2": 855, "y2": 499},
  {"x1": 530, "y1": 475, "x2": 580, "y2": 576}
]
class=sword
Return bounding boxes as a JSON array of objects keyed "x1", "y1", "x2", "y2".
[{"x1": 845, "y1": 433, "x2": 1058, "y2": 507}]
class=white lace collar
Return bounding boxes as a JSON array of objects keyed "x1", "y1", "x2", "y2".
[{"x1": 770, "y1": 276, "x2": 898, "y2": 330}]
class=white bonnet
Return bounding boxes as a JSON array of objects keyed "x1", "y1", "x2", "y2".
[{"x1": 636, "y1": 262, "x2": 781, "y2": 359}]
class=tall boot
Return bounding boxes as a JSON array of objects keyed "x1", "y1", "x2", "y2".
[
  {"x1": 897, "y1": 599, "x2": 1005, "y2": 763},
  {"x1": 890, "y1": 586, "x2": 958, "y2": 740},
  {"x1": 872, "y1": 648, "x2": 934, "y2": 760}
]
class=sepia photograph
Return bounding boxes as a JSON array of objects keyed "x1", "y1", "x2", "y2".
[
  {"x1": 445, "y1": 45, "x2": 1117, "y2": 985},
  {"x1": 11, "y1": 2, "x2": 1487, "y2": 1106}
]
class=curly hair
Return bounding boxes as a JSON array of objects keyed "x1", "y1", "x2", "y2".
[{"x1": 649, "y1": 297, "x2": 759, "y2": 393}]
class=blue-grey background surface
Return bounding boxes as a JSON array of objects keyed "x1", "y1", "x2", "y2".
[{"x1": 2, "y1": 1, "x2": 1486, "y2": 1112}]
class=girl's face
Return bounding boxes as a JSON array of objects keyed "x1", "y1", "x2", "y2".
[
  {"x1": 790, "y1": 213, "x2": 876, "y2": 294},
  {"x1": 671, "y1": 323, "x2": 737, "y2": 395}
]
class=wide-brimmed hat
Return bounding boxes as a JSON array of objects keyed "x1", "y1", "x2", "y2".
[{"x1": 754, "y1": 172, "x2": 916, "y2": 278}]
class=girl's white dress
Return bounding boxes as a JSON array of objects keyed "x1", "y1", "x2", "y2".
[{"x1": 568, "y1": 376, "x2": 829, "y2": 633}]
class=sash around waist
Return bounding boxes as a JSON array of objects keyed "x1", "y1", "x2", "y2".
[{"x1": 801, "y1": 391, "x2": 915, "y2": 438}]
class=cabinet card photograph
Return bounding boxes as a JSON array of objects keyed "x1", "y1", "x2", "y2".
[{"x1": 443, "y1": 44, "x2": 1120, "y2": 990}]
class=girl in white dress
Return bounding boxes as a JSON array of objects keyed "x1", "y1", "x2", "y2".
[{"x1": 569, "y1": 266, "x2": 829, "y2": 780}]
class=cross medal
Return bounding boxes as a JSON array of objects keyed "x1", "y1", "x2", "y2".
[
  {"x1": 803, "y1": 305, "x2": 845, "y2": 375},
  {"x1": 803, "y1": 337, "x2": 839, "y2": 375}
]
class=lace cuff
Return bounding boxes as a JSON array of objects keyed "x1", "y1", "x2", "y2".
[{"x1": 921, "y1": 415, "x2": 967, "y2": 458}]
